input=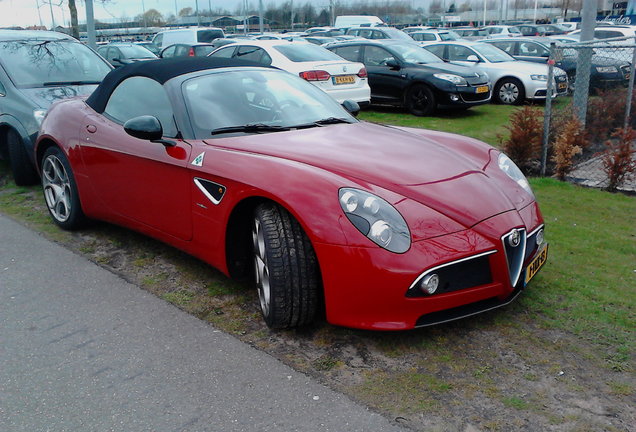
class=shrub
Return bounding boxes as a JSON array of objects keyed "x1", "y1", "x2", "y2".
[
  {"x1": 552, "y1": 116, "x2": 584, "y2": 180},
  {"x1": 602, "y1": 126, "x2": 636, "y2": 192},
  {"x1": 585, "y1": 89, "x2": 630, "y2": 146},
  {"x1": 501, "y1": 106, "x2": 543, "y2": 174}
]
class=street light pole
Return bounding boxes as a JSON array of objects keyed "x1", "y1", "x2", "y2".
[{"x1": 85, "y1": 0, "x2": 96, "y2": 49}]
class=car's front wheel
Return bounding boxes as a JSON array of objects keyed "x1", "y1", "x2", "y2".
[
  {"x1": 405, "y1": 84, "x2": 436, "y2": 116},
  {"x1": 495, "y1": 78, "x2": 525, "y2": 105},
  {"x1": 252, "y1": 202, "x2": 319, "y2": 329},
  {"x1": 41, "y1": 146, "x2": 87, "y2": 230}
]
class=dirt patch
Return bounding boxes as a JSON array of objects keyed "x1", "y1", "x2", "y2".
[{"x1": 2, "y1": 185, "x2": 634, "y2": 432}]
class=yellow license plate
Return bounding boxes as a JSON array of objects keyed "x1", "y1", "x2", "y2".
[
  {"x1": 333, "y1": 75, "x2": 356, "y2": 85},
  {"x1": 524, "y1": 244, "x2": 548, "y2": 285},
  {"x1": 558, "y1": 82, "x2": 567, "y2": 89},
  {"x1": 476, "y1": 85, "x2": 489, "y2": 94}
]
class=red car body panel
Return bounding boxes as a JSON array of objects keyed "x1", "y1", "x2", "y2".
[{"x1": 37, "y1": 97, "x2": 545, "y2": 330}]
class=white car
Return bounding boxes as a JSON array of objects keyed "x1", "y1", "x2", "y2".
[
  {"x1": 422, "y1": 41, "x2": 568, "y2": 105},
  {"x1": 482, "y1": 25, "x2": 523, "y2": 38},
  {"x1": 410, "y1": 29, "x2": 461, "y2": 42},
  {"x1": 208, "y1": 40, "x2": 370, "y2": 106},
  {"x1": 151, "y1": 27, "x2": 225, "y2": 51}
]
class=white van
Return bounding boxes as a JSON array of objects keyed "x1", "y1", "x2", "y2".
[
  {"x1": 334, "y1": 15, "x2": 384, "y2": 29},
  {"x1": 152, "y1": 27, "x2": 225, "y2": 50}
]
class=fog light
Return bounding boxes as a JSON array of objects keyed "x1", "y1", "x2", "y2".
[
  {"x1": 536, "y1": 228, "x2": 544, "y2": 245},
  {"x1": 450, "y1": 94, "x2": 460, "y2": 101},
  {"x1": 420, "y1": 273, "x2": 439, "y2": 295}
]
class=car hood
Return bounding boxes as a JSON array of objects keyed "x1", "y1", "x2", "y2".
[
  {"x1": 204, "y1": 122, "x2": 518, "y2": 228},
  {"x1": 20, "y1": 85, "x2": 99, "y2": 109},
  {"x1": 483, "y1": 60, "x2": 548, "y2": 73},
  {"x1": 408, "y1": 61, "x2": 482, "y2": 77}
]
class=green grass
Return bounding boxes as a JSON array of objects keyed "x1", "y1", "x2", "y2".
[{"x1": 524, "y1": 178, "x2": 636, "y2": 364}]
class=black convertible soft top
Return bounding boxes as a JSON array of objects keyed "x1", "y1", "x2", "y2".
[{"x1": 86, "y1": 57, "x2": 270, "y2": 113}]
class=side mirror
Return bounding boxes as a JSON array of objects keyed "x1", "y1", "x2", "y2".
[
  {"x1": 385, "y1": 59, "x2": 400, "y2": 69},
  {"x1": 466, "y1": 55, "x2": 480, "y2": 62},
  {"x1": 124, "y1": 115, "x2": 163, "y2": 140},
  {"x1": 342, "y1": 100, "x2": 360, "y2": 117}
]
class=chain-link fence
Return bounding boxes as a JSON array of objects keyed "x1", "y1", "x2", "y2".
[{"x1": 541, "y1": 36, "x2": 636, "y2": 192}]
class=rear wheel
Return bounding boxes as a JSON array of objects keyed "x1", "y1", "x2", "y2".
[
  {"x1": 252, "y1": 202, "x2": 319, "y2": 329},
  {"x1": 41, "y1": 146, "x2": 87, "y2": 230},
  {"x1": 405, "y1": 84, "x2": 436, "y2": 116},
  {"x1": 495, "y1": 78, "x2": 525, "y2": 105},
  {"x1": 7, "y1": 129, "x2": 39, "y2": 186}
]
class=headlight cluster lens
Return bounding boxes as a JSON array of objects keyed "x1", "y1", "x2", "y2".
[
  {"x1": 338, "y1": 188, "x2": 411, "y2": 253},
  {"x1": 530, "y1": 74, "x2": 548, "y2": 81},
  {"x1": 498, "y1": 153, "x2": 534, "y2": 198},
  {"x1": 433, "y1": 73, "x2": 468, "y2": 86}
]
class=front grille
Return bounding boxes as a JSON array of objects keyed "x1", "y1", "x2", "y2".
[
  {"x1": 406, "y1": 251, "x2": 495, "y2": 298},
  {"x1": 502, "y1": 228, "x2": 527, "y2": 288}
]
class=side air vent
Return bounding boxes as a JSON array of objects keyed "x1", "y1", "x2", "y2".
[{"x1": 194, "y1": 177, "x2": 226, "y2": 205}]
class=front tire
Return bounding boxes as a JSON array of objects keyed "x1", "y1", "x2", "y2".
[
  {"x1": 495, "y1": 78, "x2": 525, "y2": 105},
  {"x1": 41, "y1": 146, "x2": 87, "y2": 230},
  {"x1": 405, "y1": 84, "x2": 436, "y2": 116},
  {"x1": 252, "y1": 202, "x2": 319, "y2": 329},
  {"x1": 7, "y1": 129, "x2": 39, "y2": 186}
]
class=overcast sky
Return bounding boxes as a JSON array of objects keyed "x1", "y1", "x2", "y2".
[{"x1": 0, "y1": 0, "x2": 267, "y2": 29}]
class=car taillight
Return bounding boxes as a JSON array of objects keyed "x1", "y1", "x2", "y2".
[
  {"x1": 299, "y1": 70, "x2": 331, "y2": 81},
  {"x1": 189, "y1": 47, "x2": 195, "y2": 56},
  {"x1": 357, "y1": 68, "x2": 368, "y2": 78}
]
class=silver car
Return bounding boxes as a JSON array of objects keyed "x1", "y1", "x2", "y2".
[{"x1": 421, "y1": 40, "x2": 568, "y2": 105}]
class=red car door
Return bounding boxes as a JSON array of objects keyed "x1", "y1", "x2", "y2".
[{"x1": 79, "y1": 76, "x2": 193, "y2": 241}]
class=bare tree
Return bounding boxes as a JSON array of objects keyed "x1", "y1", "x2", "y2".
[{"x1": 179, "y1": 7, "x2": 194, "y2": 17}]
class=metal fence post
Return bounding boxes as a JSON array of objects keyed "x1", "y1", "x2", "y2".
[
  {"x1": 624, "y1": 46, "x2": 636, "y2": 129},
  {"x1": 541, "y1": 43, "x2": 556, "y2": 177}
]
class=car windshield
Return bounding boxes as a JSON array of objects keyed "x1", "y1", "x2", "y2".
[
  {"x1": 472, "y1": 43, "x2": 515, "y2": 62},
  {"x1": 439, "y1": 31, "x2": 460, "y2": 41},
  {"x1": 117, "y1": 45, "x2": 156, "y2": 58},
  {"x1": 274, "y1": 43, "x2": 343, "y2": 62},
  {"x1": 508, "y1": 26, "x2": 522, "y2": 34},
  {"x1": 182, "y1": 68, "x2": 356, "y2": 138},
  {"x1": 0, "y1": 39, "x2": 112, "y2": 88},
  {"x1": 383, "y1": 28, "x2": 414, "y2": 41},
  {"x1": 392, "y1": 43, "x2": 444, "y2": 64}
]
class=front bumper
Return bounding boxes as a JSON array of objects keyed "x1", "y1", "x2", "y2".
[{"x1": 316, "y1": 202, "x2": 545, "y2": 330}]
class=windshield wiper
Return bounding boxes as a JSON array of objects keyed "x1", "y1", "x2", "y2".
[
  {"x1": 42, "y1": 80, "x2": 102, "y2": 86},
  {"x1": 290, "y1": 117, "x2": 354, "y2": 129},
  {"x1": 210, "y1": 123, "x2": 291, "y2": 136}
]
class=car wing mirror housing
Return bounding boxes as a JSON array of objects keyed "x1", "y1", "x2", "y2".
[
  {"x1": 342, "y1": 100, "x2": 360, "y2": 117},
  {"x1": 123, "y1": 115, "x2": 175, "y2": 146},
  {"x1": 386, "y1": 59, "x2": 400, "y2": 69},
  {"x1": 466, "y1": 55, "x2": 480, "y2": 62}
]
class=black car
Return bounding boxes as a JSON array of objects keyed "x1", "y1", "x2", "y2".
[
  {"x1": 485, "y1": 37, "x2": 631, "y2": 90},
  {"x1": 0, "y1": 30, "x2": 112, "y2": 185},
  {"x1": 326, "y1": 40, "x2": 491, "y2": 116},
  {"x1": 96, "y1": 43, "x2": 157, "y2": 68}
]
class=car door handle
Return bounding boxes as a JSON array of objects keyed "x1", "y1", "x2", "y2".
[{"x1": 86, "y1": 124, "x2": 97, "y2": 133}]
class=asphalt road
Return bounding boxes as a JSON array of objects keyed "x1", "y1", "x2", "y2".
[{"x1": 0, "y1": 214, "x2": 406, "y2": 432}]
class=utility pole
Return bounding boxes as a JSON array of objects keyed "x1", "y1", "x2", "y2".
[
  {"x1": 141, "y1": 0, "x2": 147, "y2": 28},
  {"x1": 85, "y1": 0, "x2": 96, "y2": 49},
  {"x1": 533, "y1": 0, "x2": 538, "y2": 22},
  {"x1": 195, "y1": 0, "x2": 200, "y2": 25},
  {"x1": 330, "y1": 0, "x2": 335, "y2": 26},
  {"x1": 259, "y1": 0, "x2": 264, "y2": 33},
  {"x1": 573, "y1": 0, "x2": 596, "y2": 124},
  {"x1": 483, "y1": 0, "x2": 487, "y2": 26}
]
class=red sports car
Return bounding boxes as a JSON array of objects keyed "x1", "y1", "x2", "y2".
[{"x1": 36, "y1": 57, "x2": 548, "y2": 330}]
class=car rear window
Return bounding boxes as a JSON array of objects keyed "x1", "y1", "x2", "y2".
[
  {"x1": 197, "y1": 29, "x2": 224, "y2": 43},
  {"x1": 0, "y1": 40, "x2": 111, "y2": 88},
  {"x1": 274, "y1": 43, "x2": 343, "y2": 62}
]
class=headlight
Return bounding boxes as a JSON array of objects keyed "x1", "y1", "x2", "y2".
[
  {"x1": 596, "y1": 66, "x2": 617, "y2": 73},
  {"x1": 338, "y1": 188, "x2": 411, "y2": 253},
  {"x1": 498, "y1": 153, "x2": 534, "y2": 198},
  {"x1": 530, "y1": 74, "x2": 548, "y2": 81},
  {"x1": 433, "y1": 73, "x2": 468, "y2": 86},
  {"x1": 33, "y1": 109, "x2": 47, "y2": 126}
]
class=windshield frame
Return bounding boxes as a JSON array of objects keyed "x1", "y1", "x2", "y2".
[
  {"x1": 390, "y1": 43, "x2": 445, "y2": 64},
  {"x1": 472, "y1": 42, "x2": 516, "y2": 63}
]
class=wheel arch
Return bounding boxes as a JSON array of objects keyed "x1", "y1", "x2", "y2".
[{"x1": 35, "y1": 137, "x2": 62, "y2": 173}]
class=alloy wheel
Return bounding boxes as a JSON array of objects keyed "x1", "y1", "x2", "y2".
[
  {"x1": 252, "y1": 218, "x2": 271, "y2": 317},
  {"x1": 42, "y1": 154, "x2": 72, "y2": 223}
]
